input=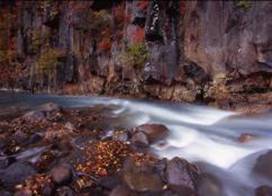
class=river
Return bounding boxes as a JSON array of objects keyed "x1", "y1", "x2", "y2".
[{"x1": 0, "y1": 91, "x2": 272, "y2": 195}]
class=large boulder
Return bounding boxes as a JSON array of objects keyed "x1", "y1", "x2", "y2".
[
  {"x1": 197, "y1": 173, "x2": 222, "y2": 196},
  {"x1": 0, "y1": 162, "x2": 37, "y2": 188},
  {"x1": 122, "y1": 159, "x2": 165, "y2": 192},
  {"x1": 166, "y1": 157, "x2": 200, "y2": 191},
  {"x1": 255, "y1": 185, "x2": 272, "y2": 196},
  {"x1": 133, "y1": 124, "x2": 169, "y2": 144},
  {"x1": 252, "y1": 150, "x2": 272, "y2": 181},
  {"x1": 131, "y1": 131, "x2": 149, "y2": 147}
]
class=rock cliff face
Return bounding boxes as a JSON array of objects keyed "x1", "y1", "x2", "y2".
[{"x1": 0, "y1": 0, "x2": 272, "y2": 108}]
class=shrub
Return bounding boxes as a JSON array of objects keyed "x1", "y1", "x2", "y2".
[
  {"x1": 36, "y1": 48, "x2": 65, "y2": 75},
  {"x1": 31, "y1": 30, "x2": 51, "y2": 53},
  {"x1": 0, "y1": 49, "x2": 16, "y2": 64},
  {"x1": 88, "y1": 10, "x2": 112, "y2": 32},
  {"x1": 235, "y1": 0, "x2": 252, "y2": 11},
  {"x1": 120, "y1": 43, "x2": 149, "y2": 69}
]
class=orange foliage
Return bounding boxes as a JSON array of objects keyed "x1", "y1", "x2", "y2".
[
  {"x1": 132, "y1": 27, "x2": 145, "y2": 43},
  {"x1": 98, "y1": 37, "x2": 112, "y2": 51}
]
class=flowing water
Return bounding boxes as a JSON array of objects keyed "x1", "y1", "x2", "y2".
[{"x1": 0, "y1": 91, "x2": 272, "y2": 195}]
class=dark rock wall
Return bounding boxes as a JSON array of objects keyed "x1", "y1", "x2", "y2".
[
  {"x1": 0, "y1": 0, "x2": 272, "y2": 108},
  {"x1": 184, "y1": 1, "x2": 272, "y2": 76}
]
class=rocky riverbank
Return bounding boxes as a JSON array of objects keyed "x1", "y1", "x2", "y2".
[
  {"x1": 0, "y1": 102, "x2": 199, "y2": 195},
  {"x1": 0, "y1": 102, "x2": 271, "y2": 196}
]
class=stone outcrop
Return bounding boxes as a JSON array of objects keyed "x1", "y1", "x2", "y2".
[{"x1": 0, "y1": 1, "x2": 272, "y2": 109}]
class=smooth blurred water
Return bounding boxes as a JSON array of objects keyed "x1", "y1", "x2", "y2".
[{"x1": 1, "y1": 91, "x2": 272, "y2": 195}]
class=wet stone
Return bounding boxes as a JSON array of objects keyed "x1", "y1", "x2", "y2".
[
  {"x1": 166, "y1": 157, "x2": 200, "y2": 190},
  {"x1": 13, "y1": 130, "x2": 28, "y2": 144},
  {"x1": 238, "y1": 133, "x2": 256, "y2": 143},
  {"x1": 25, "y1": 133, "x2": 43, "y2": 145},
  {"x1": 255, "y1": 185, "x2": 272, "y2": 196},
  {"x1": 50, "y1": 163, "x2": 73, "y2": 185},
  {"x1": 98, "y1": 175, "x2": 122, "y2": 189},
  {"x1": 167, "y1": 185, "x2": 197, "y2": 196},
  {"x1": 112, "y1": 130, "x2": 129, "y2": 142},
  {"x1": 134, "y1": 124, "x2": 168, "y2": 143},
  {"x1": 1, "y1": 161, "x2": 37, "y2": 188},
  {"x1": 253, "y1": 150, "x2": 272, "y2": 181},
  {"x1": 0, "y1": 156, "x2": 15, "y2": 169},
  {"x1": 56, "y1": 186, "x2": 75, "y2": 196},
  {"x1": 22, "y1": 111, "x2": 45, "y2": 122},
  {"x1": 131, "y1": 131, "x2": 149, "y2": 147},
  {"x1": 122, "y1": 159, "x2": 164, "y2": 192},
  {"x1": 197, "y1": 173, "x2": 222, "y2": 196},
  {"x1": 110, "y1": 185, "x2": 134, "y2": 196}
]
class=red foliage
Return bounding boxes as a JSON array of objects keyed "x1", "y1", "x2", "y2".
[
  {"x1": 137, "y1": 1, "x2": 149, "y2": 11},
  {"x1": 0, "y1": 64, "x2": 21, "y2": 87},
  {"x1": 98, "y1": 37, "x2": 112, "y2": 51},
  {"x1": 132, "y1": 27, "x2": 145, "y2": 43},
  {"x1": 114, "y1": 3, "x2": 126, "y2": 25},
  {"x1": 125, "y1": 12, "x2": 131, "y2": 24},
  {"x1": 8, "y1": 37, "x2": 15, "y2": 50},
  {"x1": 180, "y1": 1, "x2": 186, "y2": 16},
  {"x1": 116, "y1": 31, "x2": 123, "y2": 41}
]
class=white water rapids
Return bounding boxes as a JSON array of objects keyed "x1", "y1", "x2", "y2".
[{"x1": 1, "y1": 91, "x2": 272, "y2": 195}]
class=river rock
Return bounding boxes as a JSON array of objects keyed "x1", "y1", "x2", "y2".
[
  {"x1": 122, "y1": 159, "x2": 164, "y2": 192},
  {"x1": 238, "y1": 133, "x2": 256, "y2": 143},
  {"x1": 13, "y1": 130, "x2": 28, "y2": 144},
  {"x1": 133, "y1": 124, "x2": 168, "y2": 143},
  {"x1": 1, "y1": 161, "x2": 37, "y2": 187},
  {"x1": 197, "y1": 173, "x2": 222, "y2": 196},
  {"x1": 0, "y1": 156, "x2": 15, "y2": 169},
  {"x1": 22, "y1": 111, "x2": 45, "y2": 122},
  {"x1": 166, "y1": 157, "x2": 200, "y2": 190},
  {"x1": 0, "y1": 190, "x2": 12, "y2": 196},
  {"x1": 253, "y1": 150, "x2": 272, "y2": 181},
  {"x1": 112, "y1": 130, "x2": 129, "y2": 142},
  {"x1": 98, "y1": 175, "x2": 122, "y2": 190},
  {"x1": 131, "y1": 131, "x2": 149, "y2": 147},
  {"x1": 25, "y1": 133, "x2": 43, "y2": 145},
  {"x1": 37, "y1": 102, "x2": 61, "y2": 113},
  {"x1": 50, "y1": 163, "x2": 73, "y2": 185},
  {"x1": 110, "y1": 185, "x2": 135, "y2": 196},
  {"x1": 56, "y1": 186, "x2": 75, "y2": 196},
  {"x1": 255, "y1": 185, "x2": 272, "y2": 196}
]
